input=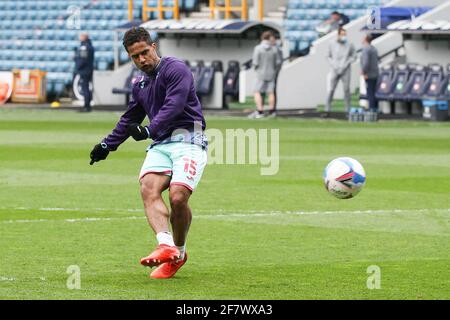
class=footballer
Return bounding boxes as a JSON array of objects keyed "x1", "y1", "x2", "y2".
[{"x1": 89, "y1": 27, "x2": 208, "y2": 279}]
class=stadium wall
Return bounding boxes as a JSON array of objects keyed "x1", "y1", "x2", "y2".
[
  {"x1": 276, "y1": 0, "x2": 450, "y2": 110},
  {"x1": 403, "y1": 1, "x2": 450, "y2": 66},
  {"x1": 158, "y1": 38, "x2": 260, "y2": 66},
  {"x1": 405, "y1": 39, "x2": 450, "y2": 67}
]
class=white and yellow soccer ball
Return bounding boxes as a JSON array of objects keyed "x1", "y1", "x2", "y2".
[{"x1": 323, "y1": 157, "x2": 366, "y2": 199}]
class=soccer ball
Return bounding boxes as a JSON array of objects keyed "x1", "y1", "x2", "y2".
[{"x1": 323, "y1": 157, "x2": 366, "y2": 199}]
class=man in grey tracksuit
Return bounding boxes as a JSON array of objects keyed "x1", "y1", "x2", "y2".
[
  {"x1": 249, "y1": 31, "x2": 282, "y2": 119},
  {"x1": 360, "y1": 34, "x2": 379, "y2": 111},
  {"x1": 325, "y1": 28, "x2": 356, "y2": 114}
]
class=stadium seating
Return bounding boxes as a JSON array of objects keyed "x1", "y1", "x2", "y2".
[
  {"x1": 443, "y1": 64, "x2": 450, "y2": 100},
  {"x1": 376, "y1": 63, "x2": 450, "y2": 104},
  {"x1": 375, "y1": 64, "x2": 396, "y2": 101},
  {"x1": 223, "y1": 61, "x2": 240, "y2": 100},
  {"x1": 405, "y1": 65, "x2": 428, "y2": 101},
  {"x1": 285, "y1": 0, "x2": 389, "y2": 55},
  {"x1": 437, "y1": 64, "x2": 450, "y2": 101},
  {"x1": 0, "y1": 0, "x2": 199, "y2": 96},
  {"x1": 391, "y1": 64, "x2": 414, "y2": 101},
  {"x1": 112, "y1": 66, "x2": 145, "y2": 104},
  {"x1": 423, "y1": 64, "x2": 446, "y2": 99},
  {"x1": 190, "y1": 60, "x2": 205, "y2": 93},
  {"x1": 196, "y1": 65, "x2": 214, "y2": 96}
]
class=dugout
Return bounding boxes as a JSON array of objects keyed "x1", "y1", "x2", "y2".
[
  {"x1": 93, "y1": 19, "x2": 282, "y2": 108},
  {"x1": 365, "y1": 19, "x2": 450, "y2": 118}
]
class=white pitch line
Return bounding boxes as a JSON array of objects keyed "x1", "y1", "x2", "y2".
[
  {"x1": 0, "y1": 208, "x2": 449, "y2": 225},
  {"x1": 0, "y1": 277, "x2": 16, "y2": 282},
  {"x1": 0, "y1": 216, "x2": 145, "y2": 224}
]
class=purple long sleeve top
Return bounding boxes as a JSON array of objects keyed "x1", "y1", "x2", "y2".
[{"x1": 103, "y1": 57, "x2": 206, "y2": 151}]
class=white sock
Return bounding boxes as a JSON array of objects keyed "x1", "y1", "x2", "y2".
[
  {"x1": 177, "y1": 245, "x2": 186, "y2": 260},
  {"x1": 156, "y1": 232, "x2": 175, "y2": 247}
]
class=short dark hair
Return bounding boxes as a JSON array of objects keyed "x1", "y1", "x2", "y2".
[
  {"x1": 331, "y1": 11, "x2": 340, "y2": 16},
  {"x1": 123, "y1": 27, "x2": 154, "y2": 52},
  {"x1": 338, "y1": 27, "x2": 346, "y2": 35},
  {"x1": 365, "y1": 34, "x2": 373, "y2": 43},
  {"x1": 261, "y1": 30, "x2": 274, "y2": 41}
]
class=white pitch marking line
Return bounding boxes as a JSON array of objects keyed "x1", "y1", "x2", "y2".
[
  {"x1": 0, "y1": 276, "x2": 16, "y2": 281},
  {"x1": 0, "y1": 208, "x2": 449, "y2": 225}
]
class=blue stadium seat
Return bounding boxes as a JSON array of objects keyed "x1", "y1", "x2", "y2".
[
  {"x1": 439, "y1": 64, "x2": 450, "y2": 101},
  {"x1": 285, "y1": 0, "x2": 388, "y2": 56},
  {"x1": 298, "y1": 41, "x2": 311, "y2": 51},
  {"x1": 97, "y1": 60, "x2": 109, "y2": 71},
  {"x1": 46, "y1": 82, "x2": 54, "y2": 93},
  {"x1": 423, "y1": 64, "x2": 446, "y2": 99},
  {"x1": 183, "y1": 0, "x2": 198, "y2": 11},
  {"x1": 0, "y1": 0, "x2": 200, "y2": 99},
  {"x1": 53, "y1": 82, "x2": 66, "y2": 94},
  {"x1": 405, "y1": 65, "x2": 429, "y2": 101},
  {"x1": 289, "y1": 41, "x2": 298, "y2": 53},
  {"x1": 376, "y1": 64, "x2": 396, "y2": 101},
  {"x1": 391, "y1": 64, "x2": 414, "y2": 101},
  {"x1": 120, "y1": 50, "x2": 130, "y2": 63}
]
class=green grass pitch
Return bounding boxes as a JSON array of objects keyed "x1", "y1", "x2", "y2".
[{"x1": 0, "y1": 108, "x2": 449, "y2": 300}]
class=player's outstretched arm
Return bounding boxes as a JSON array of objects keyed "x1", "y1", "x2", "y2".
[{"x1": 90, "y1": 85, "x2": 146, "y2": 166}]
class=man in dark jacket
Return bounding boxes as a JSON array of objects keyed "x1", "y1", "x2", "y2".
[
  {"x1": 74, "y1": 33, "x2": 95, "y2": 112},
  {"x1": 360, "y1": 35, "x2": 379, "y2": 112}
]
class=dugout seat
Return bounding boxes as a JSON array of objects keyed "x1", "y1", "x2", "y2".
[
  {"x1": 112, "y1": 67, "x2": 144, "y2": 105},
  {"x1": 423, "y1": 64, "x2": 446, "y2": 99},
  {"x1": 375, "y1": 64, "x2": 395, "y2": 101},
  {"x1": 441, "y1": 64, "x2": 450, "y2": 101},
  {"x1": 190, "y1": 60, "x2": 205, "y2": 93},
  {"x1": 405, "y1": 64, "x2": 428, "y2": 101},
  {"x1": 212, "y1": 60, "x2": 223, "y2": 73},
  {"x1": 223, "y1": 61, "x2": 240, "y2": 99},
  {"x1": 391, "y1": 64, "x2": 413, "y2": 101},
  {"x1": 196, "y1": 64, "x2": 215, "y2": 96},
  {"x1": 197, "y1": 60, "x2": 224, "y2": 96}
]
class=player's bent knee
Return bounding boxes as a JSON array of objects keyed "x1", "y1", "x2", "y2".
[{"x1": 169, "y1": 189, "x2": 190, "y2": 209}]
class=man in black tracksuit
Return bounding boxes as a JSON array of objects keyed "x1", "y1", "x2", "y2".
[{"x1": 74, "y1": 33, "x2": 95, "y2": 112}]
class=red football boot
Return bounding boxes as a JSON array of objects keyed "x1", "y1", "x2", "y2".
[
  {"x1": 140, "y1": 245, "x2": 180, "y2": 268},
  {"x1": 150, "y1": 254, "x2": 188, "y2": 279}
]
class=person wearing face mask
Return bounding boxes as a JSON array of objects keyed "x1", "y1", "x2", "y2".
[
  {"x1": 360, "y1": 34, "x2": 379, "y2": 112},
  {"x1": 249, "y1": 31, "x2": 281, "y2": 119},
  {"x1": 324, "y1": 27, "x2": 356, "y2": 117}
]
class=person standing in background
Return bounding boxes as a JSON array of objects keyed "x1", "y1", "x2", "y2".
[
  {"x1": 74, "y1": 33, "x2": 95, "y2": 112},
  {"x1": 324, "y1": 27, "x2": 356, "y2": 117},
  {"x1": 360, "y1": 34, "x2": 379, "y2": 112},
  {"x1": 249, "y1": 31, "x2": 281, "y2": 119}
]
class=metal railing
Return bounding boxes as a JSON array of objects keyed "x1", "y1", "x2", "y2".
[
  {"x1": 128, "y1": 0, "x2": 180, "y2": 21},
  {"x1": 142, "y1": 0, "x2": 180, "y2": 21},
  {"x1": 128, "y1": 0, "x2": 265, "y2": 22},
  {"x1": 209, "y1": 0, "x2": 249, "y2": 21}
]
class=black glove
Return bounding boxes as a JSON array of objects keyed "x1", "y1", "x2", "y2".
[
  {"x1": 90, "y1": 143, "x2": 110, "y2": 165},
  {"x1": 127, "y1": 123, "x2": 150, "y2": 141}
]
